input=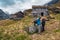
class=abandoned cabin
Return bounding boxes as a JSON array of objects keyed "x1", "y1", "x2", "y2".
[
  {"x1": 32, "y1": 6, "x2": 49, "y2": 17},
  {"x1": 10, "y1": 11, "x2": 24, "y2": 20}
]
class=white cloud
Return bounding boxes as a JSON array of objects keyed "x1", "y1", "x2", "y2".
[
  {"x1": 0, "y1": 0, "x2": 52, "y2": 14},
  {"x1": 32, "y1": 0, "x2": 52, "y2": 5}
]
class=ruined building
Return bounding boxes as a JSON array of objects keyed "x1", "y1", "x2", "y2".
[{"x1": 32, "y1": 6, "x2": 49, "y2": 17}]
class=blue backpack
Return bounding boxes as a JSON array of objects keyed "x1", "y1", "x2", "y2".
[{"x1": 35, "y1": 18, "x2": 41, "y2": 25}]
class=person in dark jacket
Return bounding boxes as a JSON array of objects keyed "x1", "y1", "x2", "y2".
[
  {"x1": 42, "y1": 19, "x2": 45, "y2": 32},
  {"x1": 41, "y1": 17, "x2": 46, "y2": 32}
]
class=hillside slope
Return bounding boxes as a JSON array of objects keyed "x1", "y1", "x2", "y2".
[{"x1": 0, "y1": 13, "x2": 60, "y2": 40}]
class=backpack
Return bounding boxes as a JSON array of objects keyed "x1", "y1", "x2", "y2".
[
  {"x1": 29, "y1": 26, "x2": 37, "y2": 34},
  {"x1": 24, "y1": 25, "x2": 37, "y2": 34}
]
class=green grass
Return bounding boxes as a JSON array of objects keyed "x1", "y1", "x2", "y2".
[
  {"x1": 0, "y1": 16, "x2": 32, "y2": 40},
  {"x1": 55, "y1": 14, "x2": 60, "y2": 20},
  {"x1": 15, "y1": 35, "x2": 31, "y2": 40},
  {"x1": 0, "y1": 20, "x2": 19, "y2": 26},
  {"x1": 16, "y1": 35, "x2": 26, "y2": 40},
  {"x1": 54, "y1": 29, "x2": 60, "y2": 33}
]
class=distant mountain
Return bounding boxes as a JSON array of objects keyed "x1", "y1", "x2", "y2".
[
  {"x1": 0, "y1": 9, "x2": 9, "y2": 20},
  {"x1": 46, "y1": 0, "x2": 59, "y2": 6},
  {"x1": 53, "y1": 0, "x2": 60, "y2": 7}
]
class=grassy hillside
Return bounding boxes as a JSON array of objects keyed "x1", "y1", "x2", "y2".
[
  {"x1": 0, "y1": 13, "x2": 60, "y2": 40},
  {"x1": 0, "y1": 16, "x2": 33, "y2": 40}
]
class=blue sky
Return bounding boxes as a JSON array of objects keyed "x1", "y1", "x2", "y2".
[{"x1": 0, "y1": 0, "x2": 57, "y2": 14}]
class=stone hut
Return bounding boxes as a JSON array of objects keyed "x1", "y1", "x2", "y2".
[
  {"x1": 32, "y1": 6, "x2": 49, "y2": 17},
  {"x1": 10, "y1": 11, "x2": 24, "y2": 20}
]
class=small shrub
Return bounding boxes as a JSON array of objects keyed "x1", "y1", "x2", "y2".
[{"x1": 16, "y1": 35, "x2": 26, "y2": 40}]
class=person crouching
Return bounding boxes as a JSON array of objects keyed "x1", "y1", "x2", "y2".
[{"x1": 34, "y1": 17, "x2": 42, "y2": 33}]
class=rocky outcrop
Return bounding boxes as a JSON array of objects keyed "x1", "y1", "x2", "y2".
[
  {"x1": 23, "y1": 9, "x2": 32, "y2": 16},
  {"x1": 10, "y1": 11, "x2": 24, "y2": 20}
]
